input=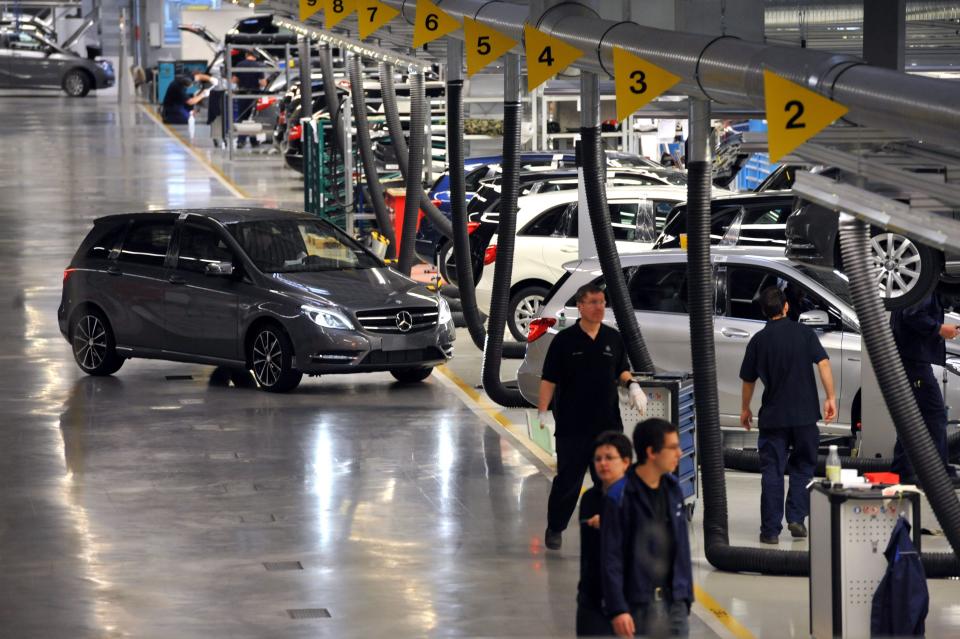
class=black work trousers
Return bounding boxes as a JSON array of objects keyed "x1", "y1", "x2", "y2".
[
  {"x1": 892, "y1": 360, "x2": 951, "y2": 483},
  {"x1": 547, "y1": 434, "x2": 603, "y2": 533}
]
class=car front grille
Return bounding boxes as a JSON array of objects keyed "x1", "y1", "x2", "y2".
[
  {"x1": 355, "y1": 307, "x2": 439, "y2": 334},
  {"x1": 361, "y1": 346, "x2": 446, "y2": 366}
]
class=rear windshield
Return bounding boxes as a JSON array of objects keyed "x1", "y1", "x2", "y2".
[{"x1": 230, "y1": 219, "x2": 381, "y2": 273}]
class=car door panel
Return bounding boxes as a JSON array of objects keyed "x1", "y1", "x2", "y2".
[{"x1": 165, "y1": 221, "x2": 240, "y2": 361}]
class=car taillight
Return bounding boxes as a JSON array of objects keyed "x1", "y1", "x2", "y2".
[
  {"x1": 467, "y1": 221, "x2": 480, "y2": 235},
  {"x1": 255, "y1": 97, "x2": 276, "y2": 112},
  {"x1": 527, "y1": 317, "x2": 556, "y2": 343},
  {"x1": 289, "y1": 124, "x2": 302, "y2": 141},
  {"x1": 483, "y1": 244, "x2": 497, "y2": 265},
  {"x1": 63, "y1": 267, "x2": 76, "y2": 283}
]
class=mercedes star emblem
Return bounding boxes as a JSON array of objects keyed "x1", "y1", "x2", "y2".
[{"x1": 395, "y1": 311, "x2": 413, "y2": 332}]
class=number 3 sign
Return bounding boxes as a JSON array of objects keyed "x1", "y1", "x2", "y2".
[{"x1": 764, "y1": 70, "x2": 848, "y2": 163}]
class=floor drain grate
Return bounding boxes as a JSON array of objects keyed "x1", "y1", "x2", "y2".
[
  {"x1": 165, "y1": 375, "x2": 194, "y2": 381},
  {"x1": 263, "y1": 561, "x2": 303, "y2": 571},
  {"x1": 287, "y1": 608, "x2": 331, "y2": 619}
]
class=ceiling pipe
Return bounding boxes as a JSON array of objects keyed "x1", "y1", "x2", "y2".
[
  {"x1": 765, "y1": 1, "x2": 960, "y2": 27},
  {"x1": 370, "y1": 0, "x2": 960, "y2": 143}
]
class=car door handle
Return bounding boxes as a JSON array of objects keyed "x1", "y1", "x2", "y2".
[
  {"x1": 107, "y1": 266, "x2": 121, "y2": 276},
  {"x1": 168, "y1": 275, "x2": 185, "y2": 285},
  {"x1": 720, "y1": 327, "x2": 750, "y2": 338},
  {"x1": 560, "y1": 247, "x2": 578, "y2": 253}
]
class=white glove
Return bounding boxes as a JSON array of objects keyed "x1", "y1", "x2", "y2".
[
  {"x1": 628, "y1": 382, "x2": 647, "y2": 415},
  {"x1": 537, "y1": 411, "x2": 549, "y2": 429}
]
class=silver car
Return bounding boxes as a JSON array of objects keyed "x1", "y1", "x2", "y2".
[
  {"x1": 0, "y1": 27, "x2": 114, "y2": 96},
  {"x1": 518, "y1": 246, "x2": 960, "y2": 437}
]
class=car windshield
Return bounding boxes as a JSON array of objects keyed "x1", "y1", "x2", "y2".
[
  {"x1": 793, "y1": 264, "x2": 852, "y2": 306},
  {"x1": 230, "y1": 219, "x2": 381, "y2": 273}
]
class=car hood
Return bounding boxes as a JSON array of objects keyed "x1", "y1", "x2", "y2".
[{"x1": 270, "y1": 268, "x2": 439, "y2": 312}]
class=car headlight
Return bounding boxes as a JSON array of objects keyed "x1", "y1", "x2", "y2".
[
  {"x1": 301, "y1": 305, "x2": 354, "y2": 330},
  {"x1": 437, "y1": 296, "x2": 452, "y2": 325}
]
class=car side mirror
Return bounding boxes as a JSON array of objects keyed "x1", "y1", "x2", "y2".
[
  {"x1": 799, "y1": 310, "x2": 831, "y2": 327},
  {"x1": 204, "y1": 261, "x2": 234, "y2": 276}
]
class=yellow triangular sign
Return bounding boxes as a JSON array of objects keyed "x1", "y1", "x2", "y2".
[
  {"x1": 299, "y1": 0, "x2": 322, "y2": 22},
  {"x1": 413, "y1": 0, "x2": 460, "y2": 49},
  {"x1": 358, "y1": 0, "x2": 399, "y2": 39},
  {"x1": 524, "y1": 24, "x2": 582, "y2": 91},
  {"x1": 325, "y1": 0, "x2": 356, "y2": 29},
  {"x1": 764, "y1": 70, "x2": 848, "y2": 163},
  {"x1": 463, "y1": 17, "x2": 517, "y2": 77},
  {"x1": 613, "y1": 47, "x2": 680, "y2": 122}
]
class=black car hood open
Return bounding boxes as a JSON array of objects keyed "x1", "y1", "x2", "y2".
[{"x1": 271, "y1": 268, "x2": 439, "y2": 311}]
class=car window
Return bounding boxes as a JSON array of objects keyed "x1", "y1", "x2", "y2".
[
  {"x1": 118, "y1": 220, "x2": 173, "y2": 267},
  {"x1": 725, "y1": 266, "x2": 834, "y2": 323},
  {"x1": 626, "y1": 264, "x2": 688, "y2": 313},
  {"x1": 464, "y1": 167, "x2": 491, "y2": 192},
  {"x1": 176, "y1": 223, "x2": 235, "y2": 274},
  {"x1": 230, "y1": 219, "x2": 380, "y2": 273},
  {"x1": 85, "y1": 223, "x2": 125, "y2": 260},
  {"x1": 8, "y1": 31, "x2": 45, "y2": 51},
  {"x1": 567, "y1": 204, "x2": 647, "y2": 242},
  {"x1": 520, "y1": 204, "x2": 568, "y2": 237}
]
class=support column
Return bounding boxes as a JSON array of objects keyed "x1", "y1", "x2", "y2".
[{"x1": 864, "y1": 0, "x2": 906, "y2": 71}]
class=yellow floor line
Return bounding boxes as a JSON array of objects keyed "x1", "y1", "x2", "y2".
[
  {"x1": 137, "y1": 104, "x2": 251, "y2": 200},
  {"x1": 434, "y1": 365, "x2": 756, "y2": 639},
  {"x1": 694, "y1": 584, "x2": 758, "y2": 639}
]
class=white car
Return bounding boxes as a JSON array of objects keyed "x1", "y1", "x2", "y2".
[
  {"x1": 474, "y1": 185, "x2": 688, "y2": 341},
  {"x1": 516, "y1": 246, "x2": 960, "y2": 438}
]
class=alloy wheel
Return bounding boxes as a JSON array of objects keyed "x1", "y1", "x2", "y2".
[
  {"x1": 252, "y1": 330, "x2": 283, "y2": 387},
  {"x1": 513, "y1": 294, "x2": 543, "y2": 338},
  {"x1": 73, "y1": 314, "x2": 107, "y2": 371},
  {"x1": 64, "y1": 73, "x2": 84, "y2": 97},
  {"x1": 870, "y1": 232, "x2": 922, "y2": 299}
]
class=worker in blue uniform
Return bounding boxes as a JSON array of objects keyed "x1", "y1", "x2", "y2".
[
  {"x1": 890, "y1": 292, "x2": 959, "y2": 482},
  {"x1": 740, "y1": 286, "x2": 837, "y2": 544}
]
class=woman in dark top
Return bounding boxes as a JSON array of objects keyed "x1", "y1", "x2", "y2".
[
  {"x1": 577, "y1": 431, "x2": 633, "y2": 636},
  {"x1": 162, "y1": 75, "x2": 207, "y2": 125}
]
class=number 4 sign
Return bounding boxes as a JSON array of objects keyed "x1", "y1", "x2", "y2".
[
  {"x1": 764, "y1": 70, "x2": 848, "y2": 163},
  {"x1": 523, "y1": 24, "x2": 582, "y2": 91}
]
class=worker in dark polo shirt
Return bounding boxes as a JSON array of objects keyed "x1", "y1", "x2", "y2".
[
  {"x1": 740, "y1": 286, "x2": 836, "y2": 545},
  {"x1": 538, "y1": 283, "x2": 647, "y2": 550}
]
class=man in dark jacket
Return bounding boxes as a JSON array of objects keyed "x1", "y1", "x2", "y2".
[
  {"x1": 601, "y1": 418, "x2": 692, "y2": 637},
  {"x1": 890, "y1": 293, "x2": 959, "y2": 482}
]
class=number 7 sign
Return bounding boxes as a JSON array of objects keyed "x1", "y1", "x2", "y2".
[{"x1": 764, "y1": 70, "x2": 848, "y2": 163}]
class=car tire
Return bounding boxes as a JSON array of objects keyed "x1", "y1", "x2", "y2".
[
  {"x1": 390, "y1": 366, "x2": 433, "y2": 383},
  {"x1": 437, "y1": 240, "x2": 483, "y2": 287},
  {"x1": 71, "y1": 309, "x2": 123, "y2": 376},
  {"x1": 508, "y1": 285, "x2": 549, "y2": 342},
  {"x1": 63, "y1": 70, "x2": 91, "y2": 98},
  {"x1": 870, "y1": 231, "x2": 942, "y2": 310},
  {"x1": 249, "y1": 325, "x2": 302, "y2": 392}
]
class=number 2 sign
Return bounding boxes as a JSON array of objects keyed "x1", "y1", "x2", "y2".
[{"x1": 764, "y1": 70, "x2": 848, "y2": 163}]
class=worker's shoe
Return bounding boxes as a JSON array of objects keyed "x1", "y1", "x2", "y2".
[
  {"x1": 545, "y1": 528, "x2": 562, "y2": 550},
  {"x1": 788, "y1": 522, "x2": 808, "y2": 539},
  {"x1": 759, "y1": 533, "x2": 779, "y2": 545}
]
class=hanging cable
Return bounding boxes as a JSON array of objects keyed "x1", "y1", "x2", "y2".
[
  {"x1": 480, "y1": 53, "x2": 533, "y2": 408},
  {"x1": 348, "y1": 54, "x2": 395, "y2": 258},
  {"x1": 378, "y1": 63, "x2": 453, "y2": 238},
  {"x1": 396, "y1": 70, "x2": 426, "y2": 275}
]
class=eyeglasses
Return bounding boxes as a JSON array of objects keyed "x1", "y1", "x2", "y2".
[{"x1": 594, "y1": 453, "x2": 624, "y2": 463}]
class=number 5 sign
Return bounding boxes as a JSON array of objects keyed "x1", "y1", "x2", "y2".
[
  {"x1": 764, "y1": 70, "x2": 848, "y2": 163},
  {"x1": 463, "y1": 17, "x2": 517, "y2": 77}
]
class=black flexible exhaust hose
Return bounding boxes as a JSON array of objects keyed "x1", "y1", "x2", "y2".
[
  {"x1": 480, "y1": 99, "x2": 533, "y2": 408},
  {"x1": 686, "y1": 159, "x2": 808, "y2": 574},
  {"x1": 446, "y1": 77, "x2": 526, "y2": 358},
  {"x1": 723, "y1": 447, "x2": 893, "y2": 475},
  {"x1": 378, "y1": 63, "x2": 453, "y2": 239},
  {"x1": 318, "y1": 45, "x2": 347, "y2": 170},
  {"x1": 838, "y1": 216, "x2": 960, "y2": 577},
  {"x1": 349, "y1": 55, "x2": 395, "y2": 259},
  {"x1": 396, "y1": 72, "x2": 426, "y2": 275},
  {"x1": 580, "y1": 127, "x2": 654, "y2": 374}
]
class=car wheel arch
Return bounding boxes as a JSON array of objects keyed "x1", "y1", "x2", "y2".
[
  {"x1": 68, "y1": 302, "x2": 109, "y2": 338},
  {"x1": 510, "y1": 278, "x2": 553, "y2": 298},
  {"x1": 244, "y1": 317, "x2": 296, "y2": 367},
  {"x1": 63, "y1": 67, "x2": 93, "y2": 94}
]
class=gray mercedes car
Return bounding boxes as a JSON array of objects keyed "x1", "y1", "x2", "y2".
[
  {"x1": 0, "y1": 26, "x2": 114, "y2": 96},
  {"x1": 59, "y1": 209, "x2": 455, "y2": 392}
]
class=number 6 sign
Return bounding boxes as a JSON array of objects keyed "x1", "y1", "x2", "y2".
[{"x1": 763, "y1": 70, "x2": 848, "y2": 163}]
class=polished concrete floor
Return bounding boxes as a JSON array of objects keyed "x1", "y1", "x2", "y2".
[{"x1": 3, "y1": 94, "x2": 960, "y2": 638}]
